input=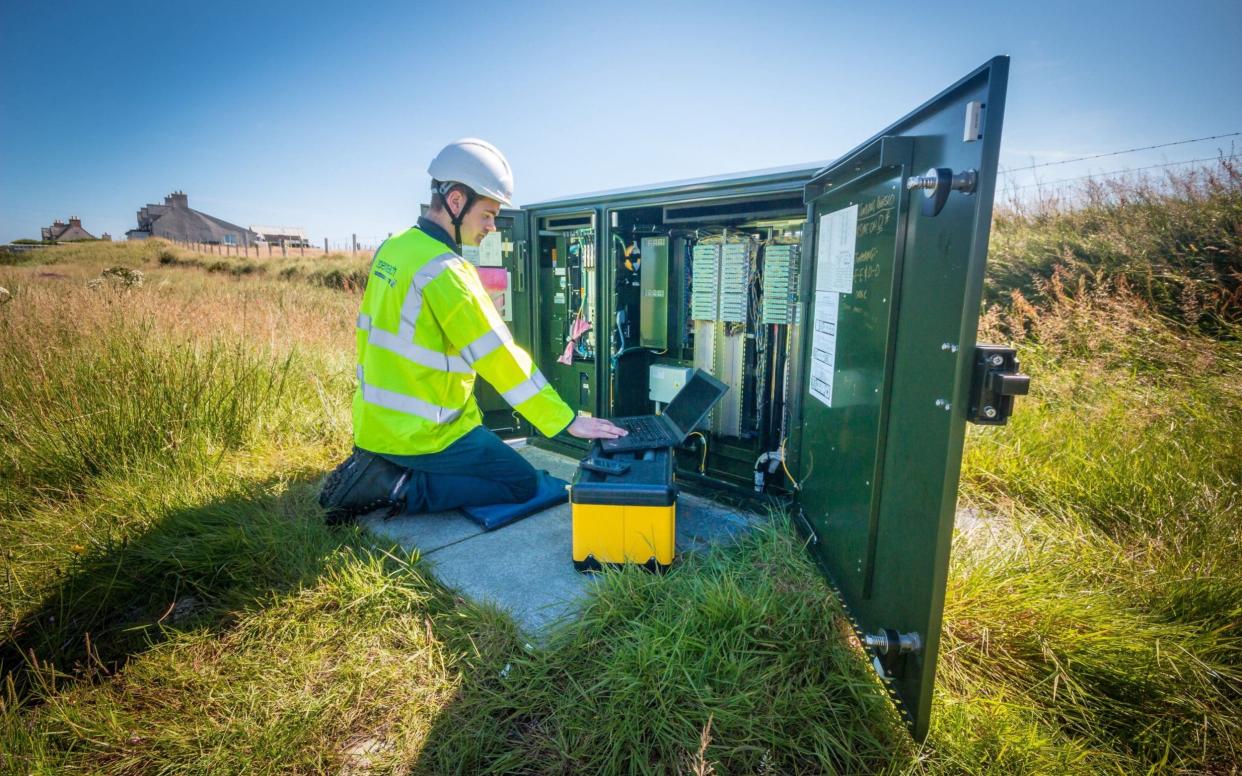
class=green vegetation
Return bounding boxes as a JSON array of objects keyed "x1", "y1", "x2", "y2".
[
  {"x1": 2, "y1": 162, "x2": 1240, "y2": 773},
  {"x1": 988, "y1": 158, "x2": 1241, "y2": 334},
  {"x1": 156, "y1": 244, "x2": 371, "y2": 288}
]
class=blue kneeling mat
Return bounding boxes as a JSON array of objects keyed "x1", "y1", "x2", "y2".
[{"x1": 461, "y1": 471, "x2": 569, "y2": 531}]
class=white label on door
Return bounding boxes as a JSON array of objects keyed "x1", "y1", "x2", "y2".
[
  {"x1": 478, "y1": 231, "x2": 504, "y2": 266},
  {"x1": 809, "y1": 290, "x2": 840, "y2": 407},
  {"x1": 816, "y1": 204, "x2": 858, "y2": 295}
]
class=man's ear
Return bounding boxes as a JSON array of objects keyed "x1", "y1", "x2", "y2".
[{"x1": 445, "y1": 188, "x2": 467, "y2": 217}]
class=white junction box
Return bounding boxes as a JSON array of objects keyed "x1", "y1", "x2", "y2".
[{"x1": 649, "y1": 364, "x2": 692, "y2": 404}]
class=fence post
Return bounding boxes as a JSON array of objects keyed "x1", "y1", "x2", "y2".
[
  {"x1": 351, "y1": 233, "x2": 357, "y2": 255},
  {"x1": 281, "y1": 240, "x2": 287, "y2": 257},
  {"x1": 324, "y1": 238, "x2": 328, "y2": 254}
]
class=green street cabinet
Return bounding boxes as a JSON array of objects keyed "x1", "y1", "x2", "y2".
[{"x1": 469, "y1": 56, "x2": 1024, "y2": 740}]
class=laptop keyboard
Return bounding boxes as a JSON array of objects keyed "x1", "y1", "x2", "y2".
[{"x1": 620, "y1": 417, "x2": 664, "y2": 442}]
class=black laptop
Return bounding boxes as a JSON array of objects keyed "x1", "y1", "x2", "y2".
[{"x1": 600, "y1": 369, "x2": 729, "y2": 453}]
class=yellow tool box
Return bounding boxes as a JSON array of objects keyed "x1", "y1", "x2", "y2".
[{"x1": 571, "y1": 444, "x2": 676, "y2": 572}]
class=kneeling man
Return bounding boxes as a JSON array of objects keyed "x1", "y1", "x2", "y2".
[{"x1": 320, "y1": 138, "x2": 624, "y2": 522}]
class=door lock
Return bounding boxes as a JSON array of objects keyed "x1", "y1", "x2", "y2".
[
  {"x1": 967, "y1": 344, "x2": 1030, "y2": 425},
  {"x1": 906, "y1": 168, "x2": 978, "y2": 217}
]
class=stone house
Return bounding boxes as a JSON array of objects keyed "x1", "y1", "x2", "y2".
[
  {"x1": 126, "y1": 191, "x2": 256, "y2": 245},
  {"x1": 41, "y1": 216, "x2": 96, "y2": 242}
]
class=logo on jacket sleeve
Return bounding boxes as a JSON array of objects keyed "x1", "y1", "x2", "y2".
[{"x1": 373, "y1": 259, "x2": 399, "y2": 288}]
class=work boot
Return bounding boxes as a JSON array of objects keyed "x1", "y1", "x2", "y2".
[{"x1": 318, "y1": 449, "x2": 412, "y2": 525}]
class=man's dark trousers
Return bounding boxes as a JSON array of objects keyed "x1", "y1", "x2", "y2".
[{"x1": 373, "y1": 425, "x2": 538, "y2": 514}]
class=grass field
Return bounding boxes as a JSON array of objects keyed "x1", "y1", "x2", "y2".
[{"x1": 2, "y1": 162, "x2": 1240, "y2": 773}]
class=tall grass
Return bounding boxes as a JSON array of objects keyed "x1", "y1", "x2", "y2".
[
  {"x1": 0, "y1": 318, "x2": 291, "y2": 505},
  {"x1": 413, "y1": 519, "x2": 907, "y2": 774},
  {"x1": 0, "y1": 239, "x2": 173, "y2": 268},
  {"x1": 0, "y1": 264, "x2": 357, "y2": 712},
  {"x1": 990, "y1": 154, "x2": 1241, "y2": 334},
  {"x1": 155, "y1": 243, "x2": 372, "y2": 289},
  {"x1": 0, "y1": 272, "x2": 355, "y2": 513},
  {"x1": 934, "y1": 162, "x2": 1242, "y2": 772}
]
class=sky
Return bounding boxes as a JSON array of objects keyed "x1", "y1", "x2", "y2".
[{"x1": 2, "y1": 0, "x2": 1240, "y2": 245}]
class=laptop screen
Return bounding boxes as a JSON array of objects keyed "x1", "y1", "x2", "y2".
[{"x1": 664, "y1": 371, "x2": 728, "y2": 434}]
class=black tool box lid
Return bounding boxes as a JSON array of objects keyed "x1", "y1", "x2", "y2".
[{"x1": 571, "y1": 444, "x2": 677, "y2": 507}]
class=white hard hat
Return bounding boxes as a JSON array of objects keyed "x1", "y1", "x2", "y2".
[{"x1": 427, "y1": 138, "x2": 514, "y2": 207}]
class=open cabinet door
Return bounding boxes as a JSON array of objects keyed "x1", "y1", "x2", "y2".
[
  {"x1": 467, "y1": 207, "x2": 536, "y2": 438},
  {"x1": 790, "y1": 57, "x2": 1010, "y2": 740}
]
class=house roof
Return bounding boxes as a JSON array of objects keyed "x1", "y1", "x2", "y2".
[
  {"x1": 53, "y1": 225, "x2": 96, "y2": 241},
  {"x1": 250, "y1": 225, "x2": 307, "y2": 239},
  {"x1": 148, "y1": 206, "x2": 255, "y2": 243}
]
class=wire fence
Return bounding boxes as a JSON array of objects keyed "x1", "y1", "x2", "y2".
[
  {"x1": 999, "y1": 132, "x2": 1241, "y2": 174},
  {"x1": 1002, "y1": 154, "x2": 1235, "y2": 192},
  {"x1": 991, "y1": 130, "x2": 1239, "y2": 208},
  {"x1": 164, "y1": 233, "x2": 391, "y2": 259}
]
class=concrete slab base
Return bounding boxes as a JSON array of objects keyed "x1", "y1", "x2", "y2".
[{"x1": 360, "y1": 440, "x2": 762, "y2": 636}]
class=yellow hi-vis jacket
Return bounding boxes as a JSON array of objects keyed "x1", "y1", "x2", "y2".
[{"x1": 353, "y1": 225, "x2": 574, "y2": 455}]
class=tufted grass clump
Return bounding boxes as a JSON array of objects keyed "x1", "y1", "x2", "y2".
[
  {"x1": 0, "y1": 309, "x2": 294, "y2": 511},
  {"x1": 413, "y1": 517, "x2": 908, "y2": 774}
]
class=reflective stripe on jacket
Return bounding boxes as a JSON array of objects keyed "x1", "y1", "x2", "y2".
[{"x1": 353, "y1": 226, "x2": 574, "y2": 455}]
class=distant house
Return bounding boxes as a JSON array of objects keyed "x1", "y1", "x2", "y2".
[
  {"x1": 41, "y1": 216, "x2": 96, "y2": 242},
  {"x1": 250, "y1": 224, "x2": 309, "y2": 247},
  {"x1": 126, "y1": 191, "x2": 256, "y2": 245}
]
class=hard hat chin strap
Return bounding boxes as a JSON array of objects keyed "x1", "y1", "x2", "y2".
[{"x1": 436, "y1": 181, "x2": 477, "y2": 249}]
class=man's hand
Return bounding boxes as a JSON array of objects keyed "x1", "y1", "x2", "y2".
[{"x1": 566, "y1": 416, "x2": 628, "y2": 440}]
